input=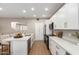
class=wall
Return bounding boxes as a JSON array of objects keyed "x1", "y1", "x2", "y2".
[{"x1": 0, "y1": 18, "x2": 48, "y2": 34}]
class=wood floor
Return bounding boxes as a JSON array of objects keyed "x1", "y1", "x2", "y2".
[
  {"x1": 0, "y1": 40, "x2": 50, "y2": 55},
  {"x1": 29, "y1": 40, "x2": 50, "y2": 55}
]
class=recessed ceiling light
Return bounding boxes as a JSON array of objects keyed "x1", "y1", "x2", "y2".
[
  {"x1": 42, "y1": 15, "x2": 46, "y2": 17},
  {"x1": 0, "y1": 8, "x2": 3, "y2": 11},
  {"x1": 33, "y1": 15, "x2": 37, "y2": 17},
  {"x1": 31, "y1": 8, "x2": 35, "y2": 11},
  {"x1": 45, "y1": 8, "x2": 49, "y2": 11},
  {"x1": 22, "y1": 10, "x2": 26, "y2": 13}
]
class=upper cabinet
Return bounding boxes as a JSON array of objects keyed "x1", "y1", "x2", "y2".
[
  {"x1": 45, "y1": 20, "x2": 52, "y2": 35},
  {"x1": 50, "y1": 3, "x2": 79, "y2": 30}
]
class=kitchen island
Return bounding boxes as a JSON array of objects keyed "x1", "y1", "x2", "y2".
[{"x1": 2, "y1": 36, "x2": 31, "y2": 55}]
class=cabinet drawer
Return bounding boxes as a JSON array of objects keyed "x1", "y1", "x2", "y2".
[{"x1": 56, "y1": 45, "x2": 66, "y2": 55}]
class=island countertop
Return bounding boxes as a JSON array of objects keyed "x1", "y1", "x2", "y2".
[
  {"x1": 1, "y1": 36, "x2": 31, "y2": 55},
  {"x1": 2, "y1": 36, "x2": 31, "y2": 42}
]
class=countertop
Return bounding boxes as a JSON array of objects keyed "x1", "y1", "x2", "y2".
[
  {"x1": 2, "y1": 36, "x2": 31, "y2": 42},
  {"x1": 49, "y1": 36, "x2": 79, "y2": 55},
  {"x1": 63, "y1": 36, "x2": 79, "y2": 44}
]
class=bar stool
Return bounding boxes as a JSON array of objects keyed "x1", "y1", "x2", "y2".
[{"x1": 0, "y1": 41, "x2": 10, "y2": 55}]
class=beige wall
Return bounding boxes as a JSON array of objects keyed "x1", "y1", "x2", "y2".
[{"x1": 0, "y1": 18, "x2": 48, "y2": 34}]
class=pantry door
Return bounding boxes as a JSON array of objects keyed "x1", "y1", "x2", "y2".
[{"x1": 35, "y1": 23, "x2": 44, "y2": 40}]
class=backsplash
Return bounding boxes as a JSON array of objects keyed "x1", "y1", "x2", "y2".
[
  {"x1": 62, "y1": 31, "x2": 79, "y2": 43},
  {"x1": 63, "y1": 31, "x2": 79, "y2": 38}
]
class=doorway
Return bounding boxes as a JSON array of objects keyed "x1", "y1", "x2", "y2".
[{"x1": 35, "y1": 22, "x2": 44, "y2": 40}]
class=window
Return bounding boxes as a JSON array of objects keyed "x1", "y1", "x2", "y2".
[{"x1": 11, "y1": 22, "x2": 27, "y2": 31}]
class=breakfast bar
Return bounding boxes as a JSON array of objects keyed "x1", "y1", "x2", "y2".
[{"x1": 2, "y1": 36, "x2": 31, "y2": 55}]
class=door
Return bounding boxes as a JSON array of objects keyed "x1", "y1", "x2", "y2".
[{"x1": 35, "y1": 23, "x2": 44, "y2": 40}]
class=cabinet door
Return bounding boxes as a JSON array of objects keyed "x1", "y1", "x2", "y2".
[
  {"x1": 51, "y1": 3, "x2": 78, "y2": 29},
  {"x1": 56, "y1": 45, "x2": 66, "y2": 55},
  {"x1": 65, "y1": 4, "x2": 78, "y2": 29},
  {"x1": 49, "y1": 38, "x2": 56, "y2": 55},
  {"x1": 52, "y1": 6, "x2": 66, "y2": 29},
  {"x1": 11, "y1": 41, "x2": 27, "y2": 55}
]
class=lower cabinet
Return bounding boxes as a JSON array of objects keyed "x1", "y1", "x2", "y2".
[
  {"x1": 49, "y1": 37, "x2": 66, "y2": 55},
  {"x1": 49, "y1": 38, "x2": 56, "y2": 55},
  {"x1": 11, "y1": 40, "x2": 28, "y2": 55},
  {"x1": 55, "y1": 45, "x2": 66, "y2": 55}
]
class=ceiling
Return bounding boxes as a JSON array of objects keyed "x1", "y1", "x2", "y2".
[{"x1": 0, "y1": 3, "x2": 64, "y2": 19}]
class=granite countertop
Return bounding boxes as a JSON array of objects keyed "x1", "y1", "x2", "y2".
[
  {"x1": 49, "y1": 36, "x2": 79, "y2": 55},
  {"x1": 62, "y1": 36, "x2": 79, "y2": 44}
]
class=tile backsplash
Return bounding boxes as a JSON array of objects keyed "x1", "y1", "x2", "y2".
[
  {"x1": 63, "y1": 31, "x2": 79, "y2": 38},
  {"x1": 62, "y1": 31, "x2": 79, "y2": 43}
]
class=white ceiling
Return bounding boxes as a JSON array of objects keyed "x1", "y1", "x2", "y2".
[{"x1": 0, "y1": 3, "x2": 64, "y2": 19}]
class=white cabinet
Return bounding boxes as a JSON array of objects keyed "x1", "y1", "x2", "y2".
[
  {"x1": 49, "y1": 37, "x2": 56, "y2": 55},
  {"x1": 11, "y1": 40, "x2": 28, "y2": 55},
  {"x1": 63, "y1": 4, "x2": 78, "y2": 29},
  {"x1": 51, "y1": 9, "x2": 66, "y2": 29},
  {"x1": 51, "y1": 3, "x2": 79, "y2": 30},
  {"x1": 45, "y1": 20, "x2": 52, "y2": 35},
  {"x1": 10, "y1": 36, "x2": 31, "y2": 55},
  {"x1": 49, "y1": 37, "x2": 66, "y2": 55},
  {"x1": 55, "y1": 44, "x2": 66, "y2": 55}
]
